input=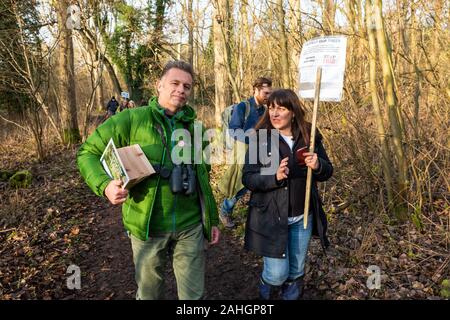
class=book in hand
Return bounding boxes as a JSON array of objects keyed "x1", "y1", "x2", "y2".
[{"x1": 100, "y1": 138, "x2": 155, "y2": 189}]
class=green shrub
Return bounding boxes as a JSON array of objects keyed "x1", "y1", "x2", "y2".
[
  {"x1": 440, "y1": 279, "x2": 450, "y2": 299},
  {"x1": 9, "y1": 170, "x2": 32, "y2": 188}
]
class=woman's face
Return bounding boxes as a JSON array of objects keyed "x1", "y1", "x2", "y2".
[{"x1": 268, "y1": 103, "x2": 294, "y2": 132}]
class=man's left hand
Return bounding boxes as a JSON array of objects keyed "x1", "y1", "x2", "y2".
[{"x1": 209, "y1": 226, "x2": 220, "y2": 245}]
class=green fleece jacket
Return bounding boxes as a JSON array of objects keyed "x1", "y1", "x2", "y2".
[{"x1": 77, "y1": 97, "x2": 218, "y2": 241}]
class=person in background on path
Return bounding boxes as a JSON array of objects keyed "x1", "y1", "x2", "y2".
[
  {"x1": 119, "y1": 97, "x2": 130, "y2": 112},
  {"x1": 106, "y1": 96, "x2": 119, "y2": 117},
  {"x1": 219, "y1": 77, "x2": 272, "y2": 228}
]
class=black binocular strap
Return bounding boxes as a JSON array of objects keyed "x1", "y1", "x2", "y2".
[{"x1": 155, "y1": 121, "x2": 192, "y2": 163}]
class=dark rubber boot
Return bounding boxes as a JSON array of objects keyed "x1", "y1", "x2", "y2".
[
  {"x1": 281, "y1": 276, "x2": 304, "y2": 300},
  {"x1": 259, "y1": 278, "x2": 275, "y2": 300}
]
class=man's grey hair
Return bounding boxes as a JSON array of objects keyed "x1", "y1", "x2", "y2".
[{"x1": 161, "y1": 60, "x2": 194, "y2": 81}]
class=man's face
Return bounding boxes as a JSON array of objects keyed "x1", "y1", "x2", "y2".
[
  {"x1": 255, "y1": 84, "x2": 272, "y2": 105},
  {"x1": 157, "y1": 68, "x2": 193, "y2": 112}
]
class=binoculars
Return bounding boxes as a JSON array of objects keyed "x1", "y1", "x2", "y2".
[{"x1": 170, "y1": 164, "x2": 196, "y2": 195}]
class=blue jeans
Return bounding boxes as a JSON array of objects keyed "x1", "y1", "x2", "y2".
[
  {"x1": 262, "y1": 215, "x2": 312, "y2": 286},
  {"x1": 220, "y1": 188, "x2": 248, "y2": 216}
]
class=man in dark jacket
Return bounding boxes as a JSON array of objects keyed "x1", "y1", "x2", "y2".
[
  {"x1": 219, "y1": 77, "x2": 272, "y2": 228},
  {"x1": 106, "y1": 96, "x2": 119, "y2": 116}
]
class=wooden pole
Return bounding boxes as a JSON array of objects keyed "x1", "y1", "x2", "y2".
[{"x1": 303, "y1": 67, "x2": 322, "y2": 229}]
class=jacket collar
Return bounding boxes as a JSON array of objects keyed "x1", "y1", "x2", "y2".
[
  {"x1": 148, "y1": 96, "x2": 196, "y2": 123},
  {"x1": 250, "y1": 96, "x2": 265, "y2": 110}
]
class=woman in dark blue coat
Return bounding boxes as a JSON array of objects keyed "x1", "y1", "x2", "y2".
[{"x1": 242, "y1": 89, "x2": 333, "y2": 300}]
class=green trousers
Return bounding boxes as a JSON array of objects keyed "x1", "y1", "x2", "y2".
[{"x1": 129, "y1": 223, "x2": 205, "y2": 300}]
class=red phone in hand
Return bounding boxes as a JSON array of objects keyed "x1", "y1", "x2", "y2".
[{"x1": 295, "y1": 146, "x2": 309, "y2": 166}]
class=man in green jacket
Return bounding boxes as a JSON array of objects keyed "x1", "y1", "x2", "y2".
[{"x1": 77, "y1": 60, "x2": 220, "y2": 300}]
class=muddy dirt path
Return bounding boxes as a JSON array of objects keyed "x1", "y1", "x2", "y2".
[{"x1": 72, "y1": 206, "x2": 323, "y2": 300}]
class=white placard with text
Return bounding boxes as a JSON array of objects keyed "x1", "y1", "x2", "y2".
[{"x1": 299, "y1": 35, "x2": 347, "y2": 102}]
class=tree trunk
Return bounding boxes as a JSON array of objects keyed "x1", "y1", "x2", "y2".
[
  {"x1": 396, "y1": 0, "x2": 409, "y2": 76},
  {"x1": 78, "y1": 28, "x2": 122, "y2": 96},
  {"x1": 365, "y1": 0, "x2": 395, "y2": 210},
  {"x1": 345, "y1": 0, "x2": 356, "y2": 33},
  {"x1": 323, "y1": 0, "x2": 336, "y2": 34},
  {"x1": 237, "y1": 2, "x2": 245, "y2": 95},
  {"x1": 186, "y1": 0, "x2": 195, "y2": 101},
  {"x1": 275, "y1": 0, "x2": 291, "y2": 88},
  {"x1": 218, "y1": 0, "x2": 240, "y2": 103},
  {"x1": 344, "y1": 0, "x2": 364, "y2": 100},
  {"x1": 151, "y1": 0, "x2": 166, "y2": 74},
  {"x1": 410, "y1": 2, "x2": 421, "y2": 139},
  {"x1": 95, "y1": 73, "x2": 105, "y2": 111},
  {"x1": 241, "y1": 0, "x2": 252, "y2": 92},
  {"x1": 213, "y1": 0, "x2": 232, "y2": 125},
  {"x1": 124, "y1": 33, "x2": 133, "y2": 97},
  {"x1": 373, "y1": 0, "x2": 409, "y2": 219},
  {"x1": 288, "y1": 0, "x2": 301, "y2": 90},
  {"x1": 56, "y1": 0, "x2": 80, "y2": 145}
]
